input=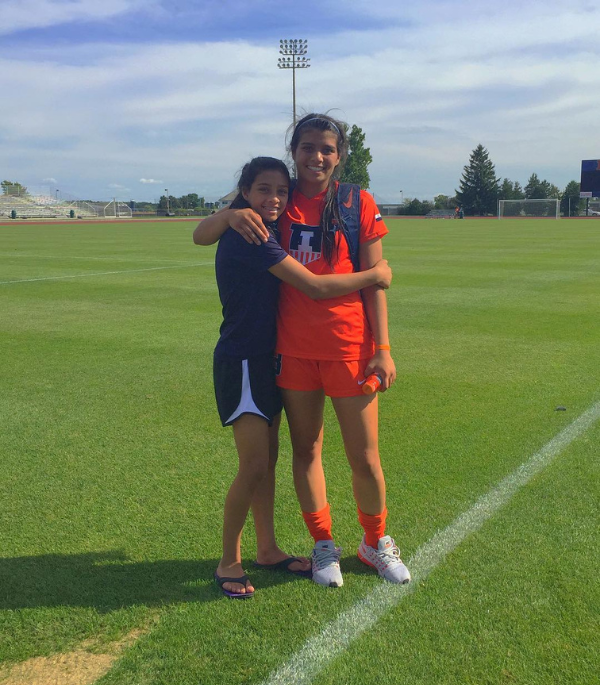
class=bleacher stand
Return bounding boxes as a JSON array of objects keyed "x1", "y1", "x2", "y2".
[
  {"x1": 0, "y1": 195, "x2": 99, "y2": 219},
  {"x1": 426, "y1": 209, "x2": 456, "y2": 219}
]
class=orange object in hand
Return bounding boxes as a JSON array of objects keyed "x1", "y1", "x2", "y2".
[{"x1": 362, "y1": 373, "x2": 382, "y2": 395}]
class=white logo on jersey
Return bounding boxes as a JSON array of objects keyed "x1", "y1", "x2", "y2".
[{"x1": 289, "y1": 226, "x2": 322, "y2": 265}]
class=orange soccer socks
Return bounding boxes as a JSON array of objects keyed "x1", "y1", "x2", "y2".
[
  {"x1": 357, "y1": 506, "x2": 388, "y2": 548},
  {"x1": 302, "y1": 503, "x2": 333, "y2": 543}
]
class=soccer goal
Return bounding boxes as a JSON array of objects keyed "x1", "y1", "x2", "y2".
[
  {"x1": 103, "y1": 200, "x2": 132, "y2": 219},
  {"x1": 498, "y1": 199, "x2": 560, "y2": 219}
]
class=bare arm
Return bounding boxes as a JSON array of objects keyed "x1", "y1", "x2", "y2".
[
  {"x1": 192, "y1": 207, "x2": 270, "y2": 246},
  {"x1": 359, "y1": 238, "x2": 396, "y2": 391},
  {"x1": 269, "y1": 255, "x2": 391, "y2": 300}
]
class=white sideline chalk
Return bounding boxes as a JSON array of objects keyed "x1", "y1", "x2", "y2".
[
  {"x1": 262, "y1": 399, "x2": 600, "y2": 685},
  {"x1": 0, "y1": 262, "x2": 213, "y2": 285}
]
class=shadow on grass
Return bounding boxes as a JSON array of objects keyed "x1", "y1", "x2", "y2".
[{"x1": 0, "y1": 551, "x2": 310, "y2": 611}]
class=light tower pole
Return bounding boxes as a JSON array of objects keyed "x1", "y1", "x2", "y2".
[{"x1": 277, "y1": 39, "x2": 310, "y2": 126}]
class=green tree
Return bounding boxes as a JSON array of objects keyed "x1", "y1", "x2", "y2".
[
  {"x1": 524, "y1": 173, "x2": 559, "y2": 200},
  {"x1": 455, "y1": 144, "x2": 499, "y2": 215},
  {"x1": 180, "y1": 193, "x2": 199, "y2": 209},
  {"x1": 340, "y1": 124, "x2": 373, "y2": 189},
  {"x1": 1, "y1": 180, "x2": 28, "y2": 196},
  {"x1": 434, "y1": 194, "x2": 456, "y2": 209},
  {"x1": 561, "y1": 180, "x2": 582, "y2": 217},
  {"x1": 525, "y1": 173, "x2": 543, "y2": 198},
  {"x1": 513, "y1": 181, "x2": 525, "y2": 199},
  {"x1": 499, "y1": 178, "x2": 514, "y2": 200},
  {"x1": 404, "y1": 198, "x2": 434, "y2": 215}
]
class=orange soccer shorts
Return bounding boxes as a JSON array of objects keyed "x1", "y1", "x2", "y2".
[{"x1": 275, "y1": 354, "x2": 370, "y2": 398}]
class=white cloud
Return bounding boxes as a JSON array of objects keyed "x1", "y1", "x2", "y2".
[
  {"x1": 0, "y1": 0, "x2": 152, "y2": 35},
  {"x1": 2, "y1": 0, "x2": 600, "y2": 200}
]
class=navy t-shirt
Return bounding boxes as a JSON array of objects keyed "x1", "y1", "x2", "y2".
[{"x1": 214, "y1": 227, "x2": 287, "y2": 359}]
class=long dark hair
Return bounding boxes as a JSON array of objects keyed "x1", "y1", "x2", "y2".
[
  {"x1": 288, "y1": 113, "x2": 349, "y2": 265},
  {"x1": 229, "y1": 157, "x2": 291, "y2": 212}
]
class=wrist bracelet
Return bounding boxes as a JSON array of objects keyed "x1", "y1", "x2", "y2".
[{"x1": 376, "y1": 345, "x2": 391, "y2": 351}]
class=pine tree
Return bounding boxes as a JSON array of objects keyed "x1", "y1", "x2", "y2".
[
  {"x1": 561, "y1": 180, "x2": 581, "y2": 216},
  {"x1": 340, "y1": 125, "x2": 373, "y2": 189},
  {"x1": 455, "y1": 145, "x2": 499, "y2": 215}
]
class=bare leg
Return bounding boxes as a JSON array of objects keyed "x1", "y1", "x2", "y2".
[
  {"x1": 331, "y1": 393, "x2": 386, "y2": 515},
  {"x1": 281, "y1": 389, "x2": 327, "y2": 513},
  {"x1": 250, "y1": 413, "x2": 310, "y2": 573},
  {"x1": 216, "y1": 414, "x2": 271, "y2": 595}
]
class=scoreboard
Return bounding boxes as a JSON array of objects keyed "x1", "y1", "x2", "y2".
[{"x1": 580, "y1": 160, "x2": 600, "y2": 198}]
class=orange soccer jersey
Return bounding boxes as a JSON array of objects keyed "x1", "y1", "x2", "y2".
[{"x1": 276, "y1": 184, "x2": 388, "y2": 361}]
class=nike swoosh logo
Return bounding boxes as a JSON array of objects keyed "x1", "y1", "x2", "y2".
[{"x1": 342, "y1": 188, "x2": 353, "y2": 208}]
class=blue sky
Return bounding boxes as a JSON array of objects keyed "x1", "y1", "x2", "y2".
[{"x1": 2, "y1": 0, "x2": 599, "y2": 202}]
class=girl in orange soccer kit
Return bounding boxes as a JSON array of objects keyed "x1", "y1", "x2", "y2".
[
  {"x1": 274, "y1": 113, "x2": 410, "y2": 587},
  {"x1": 196, "y1": 113, "x2": 410, "y2": 588}
]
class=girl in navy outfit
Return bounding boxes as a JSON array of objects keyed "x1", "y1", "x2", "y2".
[{"x1": 196, "y1": 157, "x2": 392, "y2": 598}]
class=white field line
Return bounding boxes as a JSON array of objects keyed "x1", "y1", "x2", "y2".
[
  {"x1": 0, "y1": 262, "x2": 214, "y2": 285},
  {"x1": 1, "y1": 253, "x2": 201, "y2": 263},
  {"x1": 262, "y1": 399, "x2": 600, "y2": 685}
]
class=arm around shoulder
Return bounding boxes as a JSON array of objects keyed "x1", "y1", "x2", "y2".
[
  {"x1": 192, "y1": 208, "x2": 233, "y2": 246},
  {"x1": 193, "y1": 207, "x2": 270, "y2": 246}
]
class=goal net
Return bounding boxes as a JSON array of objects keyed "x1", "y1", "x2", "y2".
[
  {"x1": 498, "y1": 199, "x2": 560, "y2": 219},
  {"x1": 103, "y1": 200, "x2": 132, "y2": 218}
]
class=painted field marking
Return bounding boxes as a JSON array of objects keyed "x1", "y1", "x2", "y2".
[
  {"x1": 1, "y1": 253, "x2": 200, "y2": 263},
  {"x1": 262, "y1": 399, "x2": 600, "y2": 685},
  {"x1": 0, "y1": 262, "x2": 214, "y2": 285}
]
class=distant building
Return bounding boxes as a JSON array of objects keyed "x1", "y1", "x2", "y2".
[{"x1": 218, "y1": 190, "x2": 238, "y2": 208}]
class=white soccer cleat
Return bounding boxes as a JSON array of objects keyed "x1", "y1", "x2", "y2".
[
  {"x1": 311, "y1": 540, "x2": 343, "y2": 588},
  {"x1": 357, "y1": 535, "x2": 411, "y2": 584}
]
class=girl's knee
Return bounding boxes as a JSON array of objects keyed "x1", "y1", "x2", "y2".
[
  {"x1": 293, "y1": 447, "x2": 322, "y2": 468},
  {"x1": 238, "y1": 455, "x2": 269, "y2": 485},
  {"x1": 350, "y1": 454, "x2": 383, "y2": 480}
]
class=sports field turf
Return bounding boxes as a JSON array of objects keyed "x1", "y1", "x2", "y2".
[{"x1": 1, "y1": 218, "x2": 598, "y2": 684}]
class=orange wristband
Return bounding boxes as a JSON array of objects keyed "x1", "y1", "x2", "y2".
[{"x1": 376, "y1": 344, "x2": 391, "y2": 351}]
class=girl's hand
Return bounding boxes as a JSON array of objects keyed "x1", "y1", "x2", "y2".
[
  {"x1": 372, "y1": 259, "x2": 392, "y2": 289},
  {"x1": 230, "y1": 208, "x2": 270, "y2": 244},
  {"x1": 364, "y1": 350, "x2": 396, "y2": 392}
]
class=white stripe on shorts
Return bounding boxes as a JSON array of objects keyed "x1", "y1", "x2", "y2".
[{"x1": 226, "y1": 359, "x2": 269, "y2": 424}]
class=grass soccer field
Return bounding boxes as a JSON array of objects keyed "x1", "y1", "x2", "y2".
[{"x1": 1, "y1": 218, "x2": 598, "y2": 685}]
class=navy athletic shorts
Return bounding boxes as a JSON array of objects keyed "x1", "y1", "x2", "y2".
[{"x1": 213, "y1": 351, "x2": 283, "y2": 427}]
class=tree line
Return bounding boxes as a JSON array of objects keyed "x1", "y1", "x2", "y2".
[
  {"x1": 1, "y1": 131, "x2": 585, "y2": 217},
  {"x1": 335, "y1": 131, "x2": 584, "y2": 217}
]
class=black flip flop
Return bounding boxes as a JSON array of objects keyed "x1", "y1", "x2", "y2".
[
  {"x1": 214, "y1": 572, "x2": 255, "y2": 599},
  {"x1": 253, "y1": 556, "x2": 312, "y2": 578}
]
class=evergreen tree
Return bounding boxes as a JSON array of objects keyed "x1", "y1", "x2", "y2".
[
  {"x1": 340, "y1": 124, "x2": 373, "y2": 189},
  {"x1": 500, "y1": 178, "x2": 515, "y2": 200},
  {"x1": 525, "y1": 173, "x2": 542, "y2": 198},
  {"x1": 455, "y1": 145, "x2": 499, "y2": 215},
  {"x1": 561, "y1": 180, "x2": 582, "y2": 217},
  {"x1": 513, "y1": 181, "x2": 525, "y2": 199},
  {"x1": 524, "y1": 173, "x2": 559, "y2": 199}
]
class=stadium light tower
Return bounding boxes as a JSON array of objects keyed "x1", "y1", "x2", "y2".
[
  {"x1": 165, "y1": 188, "x2": 170, "y2": 215},
  {"x1": 278, "y1": 39, "x2": 310, "y2": 126}
]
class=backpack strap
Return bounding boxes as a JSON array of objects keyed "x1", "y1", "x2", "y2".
[
  {"x1": 288, "y1": 179, "x2": 362, "y2": 271},
  {"x1": 336, "y1": 182, "x2": 361, "y2": 271}
]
